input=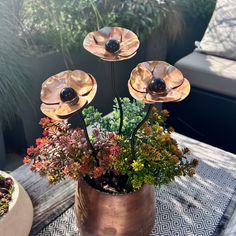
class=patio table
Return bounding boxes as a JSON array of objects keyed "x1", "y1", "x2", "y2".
[{"x1": 11, "y1": 133, "x2": 236, "y2": 236}]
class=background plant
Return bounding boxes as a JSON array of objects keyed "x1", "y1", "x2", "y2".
[
  {"x1": 0, "y1": 175, "x2": 14, "y2": 217},
  {"x1": 19, "y1": 0, "x2": 182, "y2": 65},
  {"x1": 0, "y1": 0, "x2": 31, "y2": 125}
]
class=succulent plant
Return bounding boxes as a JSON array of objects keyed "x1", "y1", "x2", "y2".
[{"x1": 0, "y1": 175, "x2": 14, "y2": 217}]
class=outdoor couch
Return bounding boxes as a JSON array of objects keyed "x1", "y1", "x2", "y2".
[
  {"x1": 165, "y1": 0, "x2": 236, "y2": 153},
  {"x1": 166, "y1": 51, "x2": 236, "y2": 153}
]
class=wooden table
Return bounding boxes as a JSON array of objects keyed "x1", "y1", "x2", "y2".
[{"x1": 11, "y1": 133, "x2": 236, "y2": 236}]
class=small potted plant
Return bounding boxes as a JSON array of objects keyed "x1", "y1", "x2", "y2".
[
  {"x1": 0, "y1": 174, "x2": 14, "y2": 217},
  {"x1": 0, "y1": 171, "x2": 33, "y2": 236},
  {"x1": 24, "y1": 27, "x2": 198, "y2": 236}
]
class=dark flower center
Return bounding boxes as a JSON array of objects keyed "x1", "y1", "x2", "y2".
[
  {"x1": 148, "y1": 78, "x2": 166, "y2": 93},
  {"x1": 105, "y1": 39, "x2": 120, "y2": 53},
  {"x1": 60, "y1": 87, "x2": 78, "y2": 103}
]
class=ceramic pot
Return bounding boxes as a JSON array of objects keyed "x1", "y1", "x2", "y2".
[
  {"x1": 74, "y1": 179, "x2": 156, "y2": 236},
  {"x1": 0, "y1": 171, "x2": 33, "y2": 236}
]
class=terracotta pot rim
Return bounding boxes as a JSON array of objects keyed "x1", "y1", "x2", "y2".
[{"x1": 79, "y1": 177, "x2": 152, "y2": 197}]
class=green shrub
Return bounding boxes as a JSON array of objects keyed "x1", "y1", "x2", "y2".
[{"x1": 19, "y1": 0, "x2": 182, "y2": 64}]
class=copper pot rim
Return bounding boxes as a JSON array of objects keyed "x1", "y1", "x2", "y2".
[{"x1": 78, "y1": 177, "x2": 153, "y2": 197}]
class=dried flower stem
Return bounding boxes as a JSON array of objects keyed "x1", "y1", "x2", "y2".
[
  {"x1": 110, "y1": 62, "x2": 123, "y2": 134},
  {"x1": 131, "y1": 104, "x2": 153, "y2": 159}
]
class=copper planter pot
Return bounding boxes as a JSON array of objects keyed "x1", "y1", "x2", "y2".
[{"x1": 74, "y1": 179, "x2": 156, "y2": 236}]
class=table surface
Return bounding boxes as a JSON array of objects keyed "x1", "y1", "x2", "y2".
[{"x1": 11, "y1": 133, "x2": 236, "y2": 236}]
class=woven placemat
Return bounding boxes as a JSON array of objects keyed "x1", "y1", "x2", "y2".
[{"x1": 36, "y1": 145, "x2": 236, "y2": 236}]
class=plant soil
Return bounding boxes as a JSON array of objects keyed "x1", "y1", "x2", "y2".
[{"x1": 84, "y1": 172, "x2": 129, "y2": 194}]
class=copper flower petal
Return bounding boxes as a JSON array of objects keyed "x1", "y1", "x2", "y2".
[
  {"x1": 83, "y1": 40, "x2": 109, "y2": 59},
  {"x1": 128, "y1": 81, "x2": 159, "y2": 104},
  {"x1": 149, "y1": 61, "x2": 184, "y2": 89},
  {"x1": 83, "y1": 27, "x2": 140, "y2": 61},
  {"x1": 93, "y1": 27, "x2": 122, "y2": 44},
  {"x1": 121, "y1": 28, "x2": 138, "y2": 42},
  {"x1": 83, "y1": 28, "x2": 117, "y2": 58},
  {"x1": 55, "y1": 98, "x2": 87, "y2": 116},
  {"x1": 101, "y1": 51, "x2": 138, "y2": 61},
  {"x1": 102, "y1": 27, "x2": 122, "y2": 41},
  {"x1": 68, "y1": 70, "x2": 94, "y2": 96},
  {"x1": 81, "y1": 77, "x2": 97, "y2": 104},
  {"x1": 41, "y1": 103, "x2": 64, "y2": 120},
  {"x1": 129, "y1": 64, "x2": 153, "y2": 93},
  {"x1": 92, "y1": 28, "x2": 111, "y2": 45},
  {"x1": 41, "y1": 72, "x2": 68, "y2": 104},
  {"x1": 40, "y1": 69, "x2": 97, "y2": 119},
  {"x1": 100, "y1": 53, "x2": 120, "y2": 61},
  {"x1": 146, "y1": 90, "x2": 182, "y2": 103},
  {"x1": 41, "y1": 70, "x2": 97, "y2": 102},
  {"x1": 153, "y1": 61, "x2": 172, "y2": 79},
  {"x1": 146, "y1": 78, "x2": 190, "y2": 103},
  {"x1": 163, "y1": 65, "x2": 184, "y2": 89},
  {"x1": 119, "y1": 40, "x2": 139, "y2": 57},
  {"x1": 139, "y1": 61, "x2": 159, "y2": 73},
  {"x1": 128, "y1": 60, "x2": 191, "y2": 104},
  {"x1": 128, "y1": 80, "x2": 147, "y2": 102},
  {"x1": 173, "y1": 78, "x2": 191, "y2": 102},
  {"x1": 118, "y1": 30, "x2": 140, "y2": 57}
]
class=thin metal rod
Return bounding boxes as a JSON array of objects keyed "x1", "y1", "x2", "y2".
[
  {"x1": 110, "y1": 62, "x2": 123, "y2": 135},
  {"x1": 131, "y1": 104, "x2": 153, "y2": 160},
  {"x1": 79, "y1": 110, "x2": 99, "y2": 165}
]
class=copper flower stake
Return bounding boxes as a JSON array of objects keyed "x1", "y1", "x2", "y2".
[
  {"x1": 40, "y1": 70, "x2": 97, "y2": 120},
  {"x1": 40, "y1": 70, "x2": 98, "y2": 158},
  {"x1": 128, "y1": 61, "x2": 191, "y2": 159},
  {"x1": 128, "y1": 61, "x2": 190, "y2": 104},
  {"x1": 83, "y1": 26, "x2": 140, "y2": 135},
  {"x1": 83, "y1": 26, "x2": 140, "y2": 61}
]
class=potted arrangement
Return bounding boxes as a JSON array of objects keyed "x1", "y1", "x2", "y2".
[
  {"x1": 0, "y1": 171, "x2": 33, "y2": 236},
  {"x1": 0, "y1": 173, "x2": 14, "y2": 217},
  {"x1": 24, "y1": 27, "x2": 198, "y2": 235}
]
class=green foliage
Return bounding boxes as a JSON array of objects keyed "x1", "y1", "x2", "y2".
[
  {"x1": 113, "y1": 107, "x2": 198, "y2": 191},
  {"x1": 17, "y1": 0, "x2": 216, "y2": 63},
  {"x1": 20, "y1": 0, "x2": 100, "y2": 64},
  {"x1": 0, "y1": 174, "x2": 14, "y2": 217},
  {"x1": 83, "y1": 98, "x2": 198, "y2": 191},
  {"x1": 0, "y1": 0, "x2": 31, "y2": 125},
  {"x1": 108, "y1": 0, "x2": 181, "y2": 42},
  {"x1": 83, "y1": 97, "x2": 146, "y2": 139},
  {"x1": 19, "y1": 0, "x2": 181, "y2": 62}
]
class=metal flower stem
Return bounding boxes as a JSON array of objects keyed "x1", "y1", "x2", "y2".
[
  {"x1": 110, "y1": 62, "x2": 123, "y2": 135},
  {"x1": 131, "y1": 104, "x2": 153, "y2": 159},
  {"x1": 79, "y1": 110, "x2": 99, "y2": 165}
]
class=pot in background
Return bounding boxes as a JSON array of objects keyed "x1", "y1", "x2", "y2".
[
  {"x1": 75, "y1": 179, "x2": 156, "y2": 236},
  {"x1": 0, "y1": 171, "x2": 33, "y2": 236}
]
